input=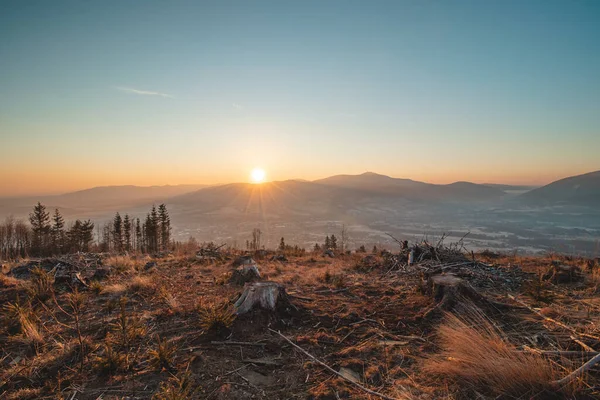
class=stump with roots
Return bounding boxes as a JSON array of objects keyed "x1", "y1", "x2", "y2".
[
  {"x1": 229, "y1": 265, "x2": 261, "y2": 286},
  {"x1": 420, "y1": 273, "x2": 503, "y2": 318},
  {"x1": 543, "y1": 264, "x2": 582, "y2": 284},
  {"x1": 234, "y1": 282, "x2": 297, "y2": 315}
]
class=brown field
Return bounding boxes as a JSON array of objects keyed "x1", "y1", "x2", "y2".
[{"x1": 1, "y1": 248, "x2": 600, "y2": 399}]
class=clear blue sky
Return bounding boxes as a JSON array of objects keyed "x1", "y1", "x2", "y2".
[{"x1": 1, "y1": 0, "x2": 599, "y2": 195}]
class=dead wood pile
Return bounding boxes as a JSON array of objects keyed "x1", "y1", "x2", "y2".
[{"x1": 196, "y1": 242, "x2": 226, "y2": 262}]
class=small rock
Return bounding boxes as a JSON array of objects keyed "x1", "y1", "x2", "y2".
[{"x1": 144, "y1": 261, "x2": 158, "y2": 271}]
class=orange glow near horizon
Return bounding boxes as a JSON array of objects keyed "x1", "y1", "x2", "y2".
[{"x1": 1, "y1": 164, "x2": 598, "y2": 197}]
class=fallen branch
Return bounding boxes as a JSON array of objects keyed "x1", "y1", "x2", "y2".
[
  {"x1": 508, "y1": 295, "x2": 600, "y2": 342},
  {"x1": 553, "y1": 352, "x2": 600, "y2": 386},
  {"x1": 210, "y1": 341, "x2": 267, "y2": 347},
  {"x1": 268, "y1": 328, "x2": 402, "y2": 400}
]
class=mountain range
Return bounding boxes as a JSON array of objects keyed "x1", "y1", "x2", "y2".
[{"x1": 1, "y1": 171, "x2": 599, "y2": 223}]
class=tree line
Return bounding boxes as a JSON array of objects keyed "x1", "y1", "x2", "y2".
[{"x1": 0, "y1": 202, "x2": 171, "y2": 260}]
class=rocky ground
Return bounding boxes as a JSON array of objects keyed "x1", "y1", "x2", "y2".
[{"x1": 1, "y1": 246, "x2": 600, "y2": 399}]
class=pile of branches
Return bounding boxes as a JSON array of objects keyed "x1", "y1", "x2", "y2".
[
  {"x1": 196, "y1": 242, "x2": 226, "y2": 262},
  {"x1": 383, "y1": 233, "x2": 529, "y2": 290},
  {"x1": 384, "y1": 233, "x2": 471, "y2": 271}
]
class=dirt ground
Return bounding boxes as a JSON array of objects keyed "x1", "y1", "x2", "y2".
[{"x1": 1, "y1": 249, "x2": 600, "y2": 399}]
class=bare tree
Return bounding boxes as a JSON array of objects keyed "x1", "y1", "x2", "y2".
[{"x1": 340, "y1": 224, "x2": 348, "y2": 253}]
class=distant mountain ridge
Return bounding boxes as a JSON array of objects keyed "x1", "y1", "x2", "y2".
[
  {"x1": 519, "y1": 170, "x2": 600, "y2": 206},
  {"x1": 2, "y1": 171, "x2": 600, "y2": 222}
]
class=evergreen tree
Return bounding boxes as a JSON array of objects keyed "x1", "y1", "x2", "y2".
[
  {"x1": 123, "y1": 214, "x2": 132, "y2": 252},
  {"x1": 29, "y1": 202, "x2": 50, "y2": 255},
  {"x1": 150, "y1": 205, "x2": 159, "y2": 252},
  {"x1": 80, "y1": 220, "x2": 94, "y2": 252},
  {"x1": 112, "y1": 212, "x2": 123, "y2": 252},
  {"x1": 372, "y1": 245, "x2": 378, "y2": 254},
  {"x1": 313, "y1": 243, "x2": 321, "y2": 252},
  {"x1": 101, "y1": 223, "x2": 111, "y2": 252},
  {"x1": 158, "y1": 204, "x2": 171, "y2": 252},
  {"x1": 279, "y1": 237, "x2": 286, "y2": 252},
  {"x1": 330, "y1": 234, "x2": 338, "y2": 250},
  {"x1": 51, "y1": 209, "x2": 65, "y2": 254},
  {"x1": 324, "y1": 235, "x2": 331, "y2": 249},
  {"x1": 135, "y1": 218, "x2": 142, "y2": 252},
  {"x1": 144, "y1": 206, "x2": 159, "y2": 253},
  {"x1": 68, "y1": 220, "x2": 83, "y2": 251}
]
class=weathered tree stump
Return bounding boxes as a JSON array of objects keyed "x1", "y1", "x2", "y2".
[
  {"x1": 234, "y1": 282, "x2": 296, "y2": 315},
  {"x1": 543, "y1": 264, "x2": 582, "y2": 284},
  {"x1": 420, "y1": 273, "x2": 501, "y2": 318},
  {"x1": 232, "y1": 255, "x2": 256, "y2": 267},
  {"x1": 229, "y1": 265, "x2": 261, "y2": 286}
]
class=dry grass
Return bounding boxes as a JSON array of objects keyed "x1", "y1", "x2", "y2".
[
  {"x1": 88, "y1": 280, "x2": 103, "y2": 295},
  {"x1": 127, "y1": 275, "x2": 157, "y2": 294},
  {"x1": 4, "y1": 300, "x2": 45, "y2": 347},
  {"x1": 198, "y1": 301, "x2": 236, "y2": 334},
  {"x1": 148, "y1": 335, "x2": 176, "y2": 371},
  {"x1": 153, "y1": 369, "x2": 199, "y2": 400},
  {"x1": 27, "y1": 266, "x2": 53, "y2": 303},
  {"x1": 0, "y1": 273, "x2": 20, "y2": 288},
  {"x1": 158, "y1": 286, "x2": 180, "y2": 312},
  {"x1": 102, "y1": 282, "x2": 126, "y2": 295},
  {"x1": 424, "y1": 305, "x2": 561, "y2": 397},
  {"x1": 106, "y1": 255, "x2": 143, "y2": 273},
  {"x1": 94, "y1": 342, "x2": 127, "y2": 376}
]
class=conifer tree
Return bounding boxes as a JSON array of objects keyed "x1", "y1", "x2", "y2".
[
  {"x1": 158, "y1": 204, "x2": 171, "y2": 252},
  {"x1": 123, "y1": 214, "x2": 132, "y2": 252},
  {"x1": 68, "y1": 220, "x2": 83, "y2": 251},
  {"x1": 324, "y1": 235, "x2": 331, "y2": 249},
  {"x1": 51, "y1": 209, "x2": 65, "y2": 254},
  {"x1": 29, "y1": 202, "x2": 50, "y2": 255},
  {"x1": 279, "y1": 237, "x2": 286, "y2": 252},
  {"x1": 80, "y1": 220, "x2": 94, "y2": 252},
  {"x1": 330, "y1": 234, "x2": 338, "y2": 250},
  {"x1": 135, "y1": 218, "x2": 142, "y2": 252},
  {"x1": 112, "y1": 212, "x2": 123, "y2": 252}
]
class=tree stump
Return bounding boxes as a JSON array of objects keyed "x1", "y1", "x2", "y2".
[
  {"x1": 232, "y1": 255, "x2": 256, "y2": 267},
  {"x1": 420, "y1": 273, "x2": 495, "y2": 318},
  {"x1": 543, "y1": 264, "x2": 582, "y2": 284},
  {"x1": 229, "y1": 265, "x2": 261, "y2": 286},
  {"x1": 234, "y1": 282, "x2": 296, "y2": 315}
]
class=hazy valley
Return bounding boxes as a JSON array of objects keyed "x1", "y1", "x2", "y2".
[{"x1": 2, "y1": 171, "x2": 599, "y2": 256}]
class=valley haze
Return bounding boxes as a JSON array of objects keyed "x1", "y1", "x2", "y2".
[{"x1": 2, "y1": 171, "x2": 599, "y2": 256}]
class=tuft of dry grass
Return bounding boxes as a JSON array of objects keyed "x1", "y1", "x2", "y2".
[
  {"x1": 4, "y1": 299, "x2": 44, "y2": 347},
  {"x1": 127, "y1": 275, "x2": 157, "y2": 295},
  {"x1": 0, "y1": 273, "x2": 20, "y2": 288},
  {"x1": 89, "y1": 280, "x2": 104, "y2": 294},
  {"x1": 148, "y1": 335, "x2": 176, "y2": 371},
  {"x1": 27, "y1": 266, "x2": 54, "y2": 303},
  {"x1": 153, "y1": 369, "x2": 198, "y2": 400},
  {"x1": 106, "y1": 255, "x2": 142, "y2": 273},
  {"x1": 158, "y1": 286, "x2": 180, "y2": 312},
  {"x1": 424, "y1": 306, "x2": 561, "y2": 396},
  {"x1": 95, "y1": 342, "x2": 127, "y2": 375},
  {"x1": 198, "y1": 301, "x2": 236, "y2": 334}
]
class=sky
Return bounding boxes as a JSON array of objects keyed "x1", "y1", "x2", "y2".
[{"x1": 1, "y1": 0, "x2": 599, "y2": 196}]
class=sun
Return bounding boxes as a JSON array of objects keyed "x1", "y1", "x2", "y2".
[{"x1": 250, "y1": 168, "x2": 266, "y2": 183}]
